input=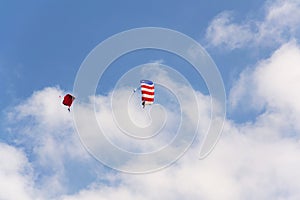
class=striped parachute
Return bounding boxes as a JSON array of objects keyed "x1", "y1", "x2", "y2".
[{"x1": 140, "y1": 80, "x2": 154, "y2": 108}]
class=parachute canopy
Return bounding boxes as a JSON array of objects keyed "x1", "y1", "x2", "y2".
[
  {"x1": 140, "y1": 80, "x2": 154, "y2": 106},
  {"x1": 62, "y1": 94, "x2": 75, "y2": 109}
]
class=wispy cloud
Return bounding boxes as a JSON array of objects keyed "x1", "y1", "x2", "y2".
[
  {"x1": 205, "y1": 11, "x2": 253, "y2": 49},
  {"x1": 206, "y1": 0, "x2": 300, "y2": 49}
]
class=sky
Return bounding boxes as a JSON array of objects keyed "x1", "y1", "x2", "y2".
[{"x1": 1, "y1": 0, "x2": 300, "y2": 199}]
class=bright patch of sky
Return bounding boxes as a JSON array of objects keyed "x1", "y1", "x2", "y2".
[{"x1": 1, "y1": 0, "x2": 300, "y2": 199}]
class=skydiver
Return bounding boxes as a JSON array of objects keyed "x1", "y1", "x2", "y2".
[{"x1": 142, "y1": 101, "x2": 145, "y2": 108}]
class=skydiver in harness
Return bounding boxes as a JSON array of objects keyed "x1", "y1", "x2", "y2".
[{"x1": 134, "y1": 88, "x2": 146, "y2": 108}]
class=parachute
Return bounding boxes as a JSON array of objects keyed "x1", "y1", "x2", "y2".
[
  {"x1": 140, "y1": 80, "x2": 154, "y2": 108},
  {"x1": 62, "y1": 94, "x2": 75, "y2": 111}
]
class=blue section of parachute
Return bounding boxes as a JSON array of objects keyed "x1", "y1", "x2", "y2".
[{"x1": 140, "y1": 80, "x2": 153, "y2": 85}]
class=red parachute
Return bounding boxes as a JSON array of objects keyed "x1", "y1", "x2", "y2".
[{"x1": 62, "y1": 94, "x2": 75, "y2": 111}]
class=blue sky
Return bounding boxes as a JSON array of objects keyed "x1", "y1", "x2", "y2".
[
  {"x1": 0, "y1": 0, "x2": 264, "y2": 105},
  {"x1": 1, "y1": 0, "x2": 300, "y2": 199}
]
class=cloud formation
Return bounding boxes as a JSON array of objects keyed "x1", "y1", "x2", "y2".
[
  {"x1": 206, "y1": 0, "x2": 300, "y2": 49},
  {"x1": 4, "y1": 87, "x2": 95, "y2": 199},
  {"x1": 3, "y1": 44, "x2": 300, "y2": 200},
  {"x1": 230, "y1": 41, "x2": 300, "y2": 132},
  {"x1": 61, "y1": 41, "x2": 300, "y2": 199},
  {"x1": 2, "y1": 1, "x2": 300, "y2": 199},
  {"x1": 0, "y1": 143, "x2": 35, "y2": 200}
]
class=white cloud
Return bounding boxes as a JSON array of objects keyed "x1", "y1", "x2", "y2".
[
  {"x1": 60, "y1": 121, "x2": 300, "y2": 200},
  {"x1": 12, "y1": 87, "x2": 72, "y2": 128},
  {"x1": 206, "y1": 0, "x2": 300, "y2": 49},
  {"x1": 0, "y1": 143, "x2": 36, "y2": 200},
  {"x1": 5, "y1": 87, "x2": 95, "y2": 199},
  {"x1": 61, "y1": 44, "x2": 300, "y2": 199},
  {"x1": 254, "y1": 41, "x2": 300, "y2": 113},
  {"x1": 10, "y1": 87, "x2": 90, "y2": 167},
  {"x1": 73, "y1": 65, "x2": 211, "y2": 173},
  {"x1": 230, "y1": 41, "x2": 300, "y2": 131},
  {"x1": 265, "y1": 0, "x2": 300, "y2": 30},
  {"x1": 3, "y1": 1, "x2": 300, "y2": 199},
  {"x1": 3, "y1": 53, "x2": 300, "y2": 199},
  {"x1": 205, "y1": 11, "x2": 253, "y2": 49}
]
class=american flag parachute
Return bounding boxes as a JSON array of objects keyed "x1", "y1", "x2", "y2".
[{"x1": 140, "y1": 80, "x2": 154, "y2": 108}]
